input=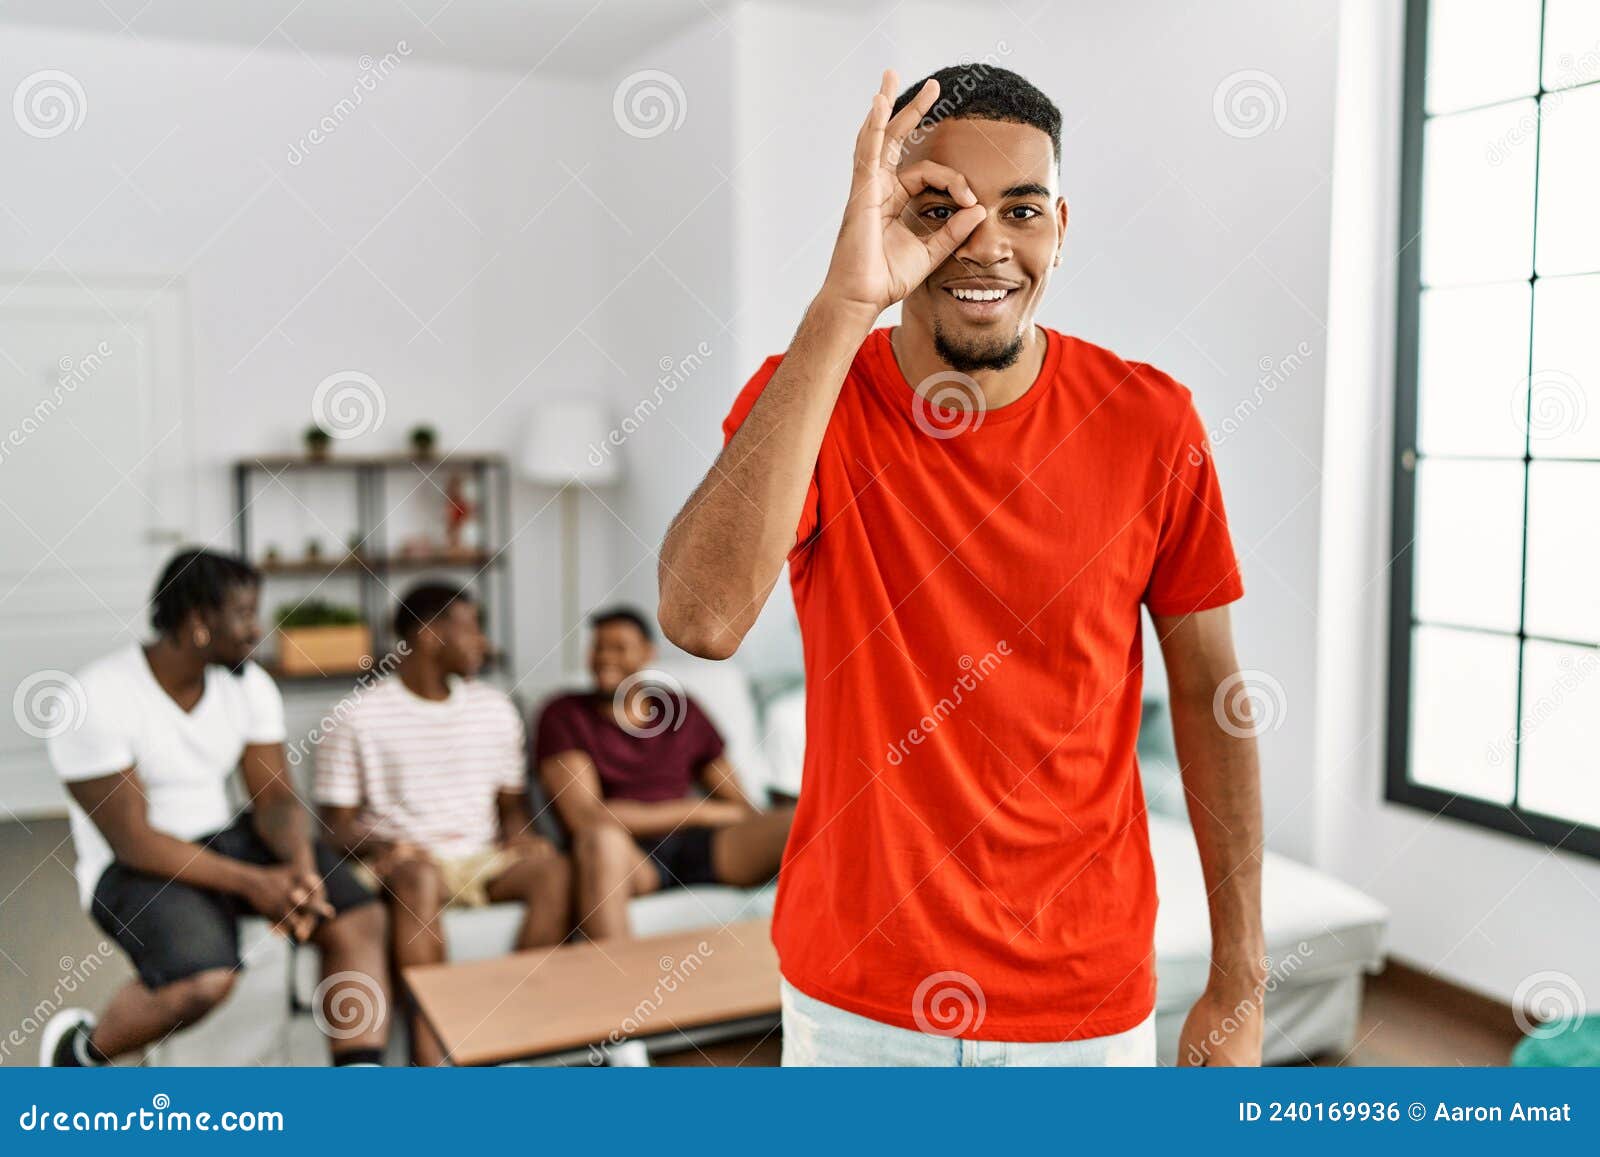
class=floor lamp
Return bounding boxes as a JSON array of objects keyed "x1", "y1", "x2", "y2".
[{"x1": 519, "y1": 400, "x2": 620, "y2": 671}]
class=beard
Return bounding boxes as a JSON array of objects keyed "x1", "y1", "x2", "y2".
[{"x1": 933, "y1": 319, "x2": 1026, "y2": 374}]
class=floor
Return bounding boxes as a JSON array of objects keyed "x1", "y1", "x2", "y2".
[{"x1": 0, "y1": 817, "x2": 1523, "y2": 1068}]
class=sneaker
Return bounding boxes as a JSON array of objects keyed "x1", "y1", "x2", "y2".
[
  {"x1": 40, "y1": 1008, "x2": 98, "y2": 1067},
  {"x1": 603, "y1": 1039, "x2": 651, "y2": 1067}
]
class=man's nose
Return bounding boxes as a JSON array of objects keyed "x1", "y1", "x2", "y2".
[{"x1": 953, "y1": 211, "x2": 1010, "y2": 267}]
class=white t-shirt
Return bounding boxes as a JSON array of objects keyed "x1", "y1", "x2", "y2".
[
  {"x1": 313, "y1": 676, "x2": 526, "y2": 860},
  {"x1": 46, "y1": 643, "x2": 287, "y2": 908}
]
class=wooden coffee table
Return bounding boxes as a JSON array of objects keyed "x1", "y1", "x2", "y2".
[{"x1": 404, "y1": 918, "x2": 780, "y2": 1066}]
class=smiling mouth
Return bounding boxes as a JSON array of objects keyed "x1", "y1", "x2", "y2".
[{"x1": 944, "y1": 286, "x2": 1015, "y2": 303}]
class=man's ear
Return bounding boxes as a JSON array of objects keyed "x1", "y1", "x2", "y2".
[{"x1": 183, "y1": 608, "x2": 213, "y2": 648}]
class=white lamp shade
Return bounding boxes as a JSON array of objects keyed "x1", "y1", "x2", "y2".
[{"x1": 519, "y1": 397, "x2": 621, "y2": 485}]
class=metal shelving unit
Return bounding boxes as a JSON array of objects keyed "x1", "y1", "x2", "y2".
[{"x1": 232, "y1": 453, "x2": 514, "y2": 685}]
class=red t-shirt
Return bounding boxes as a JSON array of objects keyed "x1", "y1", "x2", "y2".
[
  {"x1": 533, "y1": 692, "x2": 725, "y2": 803},
  {"x1": 722, "y1": 327, "x2": 1243, "y2": 1042}
]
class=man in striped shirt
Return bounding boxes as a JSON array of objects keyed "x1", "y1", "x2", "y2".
[{"x1": 316, "y1": 582, "x2": 570, "y2": 1066}]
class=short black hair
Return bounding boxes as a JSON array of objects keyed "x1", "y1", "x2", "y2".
[
  {"x1": 589, "y1": 605, "x2": 654, "y2": 643},
  {"x1": 394, "y1": 581, "x2": 475, "y2": 643},
  {"x1": 893, "y1": 64, "x2": 1061, "y2": 164},
  {"x1": 150, "y1": 549, "x2": 260, "y2": 636}
]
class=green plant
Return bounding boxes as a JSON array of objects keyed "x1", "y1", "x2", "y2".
[
  {"x1": 409, "y1": 424, "x2": 438, "y2": 455},
  {"x1": 275, "y1": 600, "x2": 364, "y2": 630},
  {"x1": 303, "y1": 425, "x2": 332, "y2": 453}
]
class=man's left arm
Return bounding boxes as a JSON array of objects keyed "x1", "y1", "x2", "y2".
[
  {"x1": 492, "y1": 702, "x2": 549, "y2": 854},
  {"x1": 1151, "y1": 604, "x2": 1266, "y2": 1066},
  {"x1": 240, "y1": 742, "x2": 330, "y2": 938},
  {"x1": 496, "y1": 789, "x2": 545, "y2": 851},
  {"x1": 241, "y1": 742, "x2": 316, "y2": 869},
  {"x1": 698, "y1": 755, "x2": 757, "y2": 813}
]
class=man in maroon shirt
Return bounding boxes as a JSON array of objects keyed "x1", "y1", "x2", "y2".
[{"x1": 534, "y1": 607, "x2": 794, "y2": 940}]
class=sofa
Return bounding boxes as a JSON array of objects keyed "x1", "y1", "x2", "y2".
[
  {"x1": 149, "y1": 656, "x2": 781, "y2": 1067},
  {"x1": 149, "y1": 660, "x2": 1388, "y2": 1066}
]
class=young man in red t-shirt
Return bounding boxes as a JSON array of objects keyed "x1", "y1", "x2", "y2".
[
  {"x1": 658, "y1": 65, "x2": 1267, "y2": 1066},
  {"x1": 535, "y1": 607, "x2": 794, "y2": 941}
]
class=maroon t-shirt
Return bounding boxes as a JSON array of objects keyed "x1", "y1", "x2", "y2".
[{"x1": 533, "y1": 691, "x2": 725, "y2": 802}]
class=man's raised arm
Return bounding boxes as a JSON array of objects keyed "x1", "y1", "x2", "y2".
[{"x1": 657, "y1": 69, "x2": 983, "y2": 659}]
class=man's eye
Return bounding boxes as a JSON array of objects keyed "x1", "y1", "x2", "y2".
[
  {"x1": 1007, "y1": 205, "x2": 1042, "y2": 220},
  {"x1": 922, "y1": 205, "x2": 955, "y2": 222}
]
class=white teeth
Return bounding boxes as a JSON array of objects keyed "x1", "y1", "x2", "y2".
[{"x1": 948, "y1": 288, "x2": 1009, "y2": 302}]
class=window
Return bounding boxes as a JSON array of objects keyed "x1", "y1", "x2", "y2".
[{"x1": 1389, "y1": 0, "x2": 1600, "y2": 858}]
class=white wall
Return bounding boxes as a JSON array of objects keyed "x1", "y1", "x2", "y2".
[
  {"x1": 1319, "y1": 0, "x2": 1600, "y2": 1008},
  {"x1": 0, "y1": 24, "x2": 615, "y2": 744},
  {"x1": 585, "y1": 15, "x2": 741, "y2": 648}
]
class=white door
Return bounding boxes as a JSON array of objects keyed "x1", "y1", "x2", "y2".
[{"x1": 0, "y1": 276, "x2": 194, "y2": 818}]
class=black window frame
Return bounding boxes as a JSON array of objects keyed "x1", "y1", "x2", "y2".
[{"x1": 1387, "y1": 0, "x2": 1600, "y2": 860}]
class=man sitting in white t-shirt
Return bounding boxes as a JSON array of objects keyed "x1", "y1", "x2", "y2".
[
  {"x1": 41, "y1": 549, "x2": 390, "y2": 1067},
  {"x1": 316, "y1": 581, "x2": 570, "y2": 1067}
]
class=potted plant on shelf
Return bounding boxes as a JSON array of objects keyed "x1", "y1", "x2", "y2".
[
  {"x1": 303, "y1": 424, "x2": 333, "y2": 461},
  {"x1": 274, "y1": 600, "x2": 371, "y2": 676},
  {"x1": 409, "y1": 424, "x2": 438, "y2": 459}
]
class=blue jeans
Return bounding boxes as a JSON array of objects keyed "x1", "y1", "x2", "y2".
[{"x1": 780, "y1": 980, "x2": 1158, "y2": 1067}]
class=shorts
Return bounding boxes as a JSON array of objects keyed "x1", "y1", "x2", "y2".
[
  {"x1": 89, "y1": 814, "x2": 377, "y2": 990},
  {"x1": 639, "y1": 826, "x2": 719, "y2": 889},
  {"x1": 351, "y1": 845, "x2": 523, "y2": 909},
  {"x1": 779, "y1": 979, "x2": 1158, "y2": 1067}
]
